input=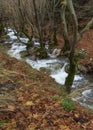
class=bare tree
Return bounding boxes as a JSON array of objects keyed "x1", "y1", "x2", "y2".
[{"x1": 61, "y1": 0, "x2": 93, "y2": 93}]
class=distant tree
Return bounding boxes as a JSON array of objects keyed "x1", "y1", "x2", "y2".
[
  {"x1": 61, "y1": 0, "x2": 93, "y2": 93},
  {"x1": 0, "y1": 0, "x2": 5, "y2": 36}
]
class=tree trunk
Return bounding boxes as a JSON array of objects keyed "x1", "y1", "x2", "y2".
[{"x1": 65, "y1": 49, "x2": 77, "y2": 93}]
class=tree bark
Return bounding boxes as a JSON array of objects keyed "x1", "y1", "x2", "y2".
[{"x1": 61, "y1": 1, "x2": 70, "y2": 52}]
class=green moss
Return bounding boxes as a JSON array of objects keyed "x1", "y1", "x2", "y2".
[
  {"x1": 36, "y1": 48, "x2": 47, "y2": 59},
  {"x1": 61, "y1": 97, "x2": 75, "y2": 111},
  {"x1": 0, "y1": 23, "x2": 3, "y2": 34},
  {"x1": 0, "y1": 121, "x2": 6, "y2": 127},
  {"x1": 65, "y1": 56, "x2": 78, "y2": 93},
  {"x1": 53, "y1": 96, "x2": 60, "y2": 100},
  {"x1": 4, "y1": 35, "x2": 10, "y2": 40},
  {"x1": 65, "y1": 67, "x2": 75, "y2": 93},
  {"x1": 20, "y1": 50, "x2": 29, "y2": 58},
  {"x1": 53, "y1": 96, "x2": 75, "y2": 111}
]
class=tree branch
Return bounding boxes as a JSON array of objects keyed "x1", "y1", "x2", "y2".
[
  {"x1": 80, "y1": 18, "x2": 93, "y2": 36},
  {"x1": 61, "y1": 0, "x2": 70, "y2": 45},
  {"x1": 67, "y1": 0, "x2": 78, "y2": 50}
]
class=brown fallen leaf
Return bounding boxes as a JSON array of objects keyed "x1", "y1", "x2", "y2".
[
  {"x1": 25, "y1": 101, "x2": 34, "y2": 106},
  {"x1": 8, "y1": 105, "x2": 15, "y2": 111},
  {"x1": 60, "y1": 125, "x2": 70, "y2": 130}
]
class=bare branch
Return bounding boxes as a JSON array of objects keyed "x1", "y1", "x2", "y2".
[
  {"x1": 61, "y1": 0, "x2": 70, "y2": 45},
  {"x1": 67, "y1": 0, "x2": 78, "y2": 48},
  {"x1": 80, "y1": 18, "x2": 93, "y2": 36}
]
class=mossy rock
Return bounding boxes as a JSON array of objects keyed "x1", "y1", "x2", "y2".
[
  {"x1": 75, "y1": 48, "x2": 89, "y2": 59},
  {"x1": 4, "y1": 35, "x2": 10, "y2": 40},
  {"x1": 77, "y1": 64, "x2": 87, "y2": 73},
  {"x1": 65, "y1": 63, "x2": 87, "y2": 74},
  {"x1": 36, "y1": 48, "x2": 47, "y2": 59},
  {"x1": 20, "y1": 50, "x2": 29, "y2": 58}
]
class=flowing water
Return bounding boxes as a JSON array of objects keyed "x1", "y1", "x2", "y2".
[{"x1": 5, "y1": 27, "x2": 93, "y2": 110}]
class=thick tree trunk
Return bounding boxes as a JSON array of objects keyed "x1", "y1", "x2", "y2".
[
  {"x1": 61, "y1": 0, "x2": 78, "y2": 93},
  {"x1": 65, "y1": 49, "x2": 77, "y2": 93}
]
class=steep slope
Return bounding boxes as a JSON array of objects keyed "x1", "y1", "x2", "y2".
[{"x1": 0, "y1": 48, "x2": 93, "y2": 129}]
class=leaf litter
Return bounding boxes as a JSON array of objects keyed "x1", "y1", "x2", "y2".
[{"x1": 0, "y1": 51, "x2": 93, "y2": 130}]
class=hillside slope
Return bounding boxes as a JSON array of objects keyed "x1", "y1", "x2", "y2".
[{"x1": 0, "y1": 50, "x2": 93, "y2": 130}]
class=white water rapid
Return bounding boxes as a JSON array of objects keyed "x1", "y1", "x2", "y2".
[{"x1": 5, "y1": 27, "x2": 93, "y2": 109}]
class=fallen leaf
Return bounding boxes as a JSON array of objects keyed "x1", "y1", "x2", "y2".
[
  {"x1": 25, "y1": 101, "x2": 34, "y2": 106},
  {"x1": 60, "y1": 125, "x2": 70, "y2": 130},
  {"x1": 8, "y1": 105, "x2": 15, "y2": 111}
]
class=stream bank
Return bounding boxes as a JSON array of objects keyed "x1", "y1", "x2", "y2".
[{"x1": 3, "y1": 27, "x2": 93, "y2": 110}]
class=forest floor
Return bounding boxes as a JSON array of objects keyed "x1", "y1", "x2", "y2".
[{"x1": 0, "y1": 38, "x2": 93, "y2": 130}]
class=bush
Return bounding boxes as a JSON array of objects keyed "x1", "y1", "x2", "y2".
[{"x1": 61, "y1": 98, "x2": 75, "y2": 111}]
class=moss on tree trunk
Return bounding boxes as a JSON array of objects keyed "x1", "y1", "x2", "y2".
[
  {"x1": 65, "y1": 54, "x2": 78, "y2": 94},
  {"x1": 0, "y1": 23, "x2": 4, "y2": 36},
  {"x1": 65, "y1": 63, "x2": 76, "y2": 93}
]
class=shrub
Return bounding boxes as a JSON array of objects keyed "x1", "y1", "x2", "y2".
[{"x1": 61, "y1": 98, "x2": 75, "y2": 111}]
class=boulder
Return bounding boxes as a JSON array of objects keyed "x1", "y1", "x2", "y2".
[
  {"x1": 75, "y1": 48, "x2": 89, "y2": 59},
  {"x1": 65, "y1": 64, "x2": 87, "y2": 74},
  {"x1": 48, "y1": 49, "x2": 61, "y2": 58},
  {"x1": 47, "y1": 62, "x2": 64, "y2": 73},
  {"x1": 20, "y1": 50, "x2": 29, "y2": 58}
]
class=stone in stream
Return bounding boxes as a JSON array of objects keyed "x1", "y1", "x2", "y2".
[
  {"x1": 48, "y1": 49, "x2": 61, "y2": 58},
  {"x1": 65, "y1": 64, "x2": 87, "y2": 74},
  {"x1": 75, "y1": 48, "x2": 89, "y2": 59}
]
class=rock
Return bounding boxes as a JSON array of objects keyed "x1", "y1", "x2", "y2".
[
  {"x1": 52, "y1": 49, "x2": 61, "y2": 56},
  {"x1": 52, "y1": 62, "x2": 64, "y2": 70},
  {"x1": 47, "y1": 62, "x2": 64, "y2": 72},
  {"x1": 28, "y1": 47, "x2": 38, "y2": 55},
  {"x1": 65, "y1": 64, "x2": 87, "y2": 74},
  {"x1": 48, "y1": 49, "x2": 61, "y2": 58},
  {"x1": 65, "y1": 64, "x2": 69, "y2": 73},
  {"x1": 27, "y1": 55, "x2": 37, "y2": 60},
  {"x1": 40, "y1": 62, "x2": 64, "y2": 74},
  {"x1": 20, "y1": 50, "x2": 29, "y2": 58},
  {"x1": 85, "y1": 63, "x2": 93, "y2": 73},
  {"x1": 77, "y1": 64, "x2": 87, "y2": 74},
  {"x1": 75, "y1": 48, "x2": 89, "y2": 59},
  {"x1": 36, "y1": 48, "x2": 47, "y2": 59}
]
